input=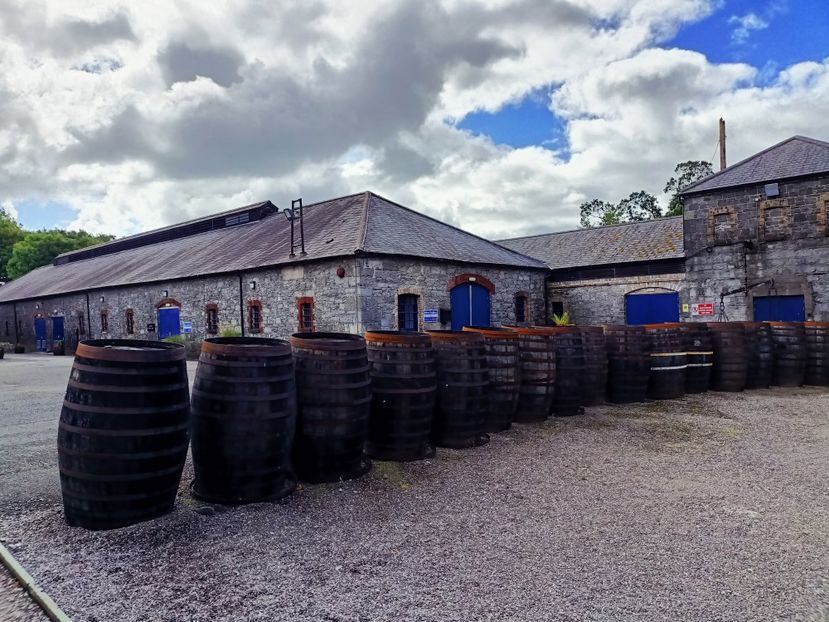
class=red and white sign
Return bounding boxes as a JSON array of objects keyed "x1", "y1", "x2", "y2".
[{"x1": 692, "y1": 303, "x2": 715, "y2": 316}]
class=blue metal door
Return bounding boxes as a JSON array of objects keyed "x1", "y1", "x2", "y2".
[
  {"x1": 625, "y1": 292, "x2": 679, "y2": 325},
  {"x1": 34, "y1": 317, "x2": 47, "y2": 351},
  {"x1": 753, "y1": 295, "x2": 805, "y2": 321},
  {"x1": 158, "y1": 307, "x2": 181, "y2": 339},
  {"x1": 450, "y1": 283, "x2": 491, "y2": 330},
  {"x1": 51, "y1": 317, "x2": 64, "y2": 346}
]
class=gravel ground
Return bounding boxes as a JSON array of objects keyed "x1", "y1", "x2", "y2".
[
  {"x1": 0, "y1": 563, "x2": 48, "y2": 621},
  {"x1": 0, "y1": 353, "x2": 827, "y2": 621}
]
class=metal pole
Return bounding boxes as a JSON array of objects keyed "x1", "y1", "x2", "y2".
[
  {"x1": 298, "y1": 199, "x2": 306, "y2": 256},
  {"x1": 719, "y1": 118, "x2": 727, "y2": 171}
]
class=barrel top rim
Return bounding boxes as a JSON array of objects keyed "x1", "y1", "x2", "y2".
[
  {"x1": 426, "y1": 329, "x2": 483, "y2": 342},
  {"x1": 804, "y1": 321, "x2": 829, "y2": 327},
  {"x1": 643, "y1": 322, "x2": 684, "y2": 329},
  {"x1": 76, "y1": 339, "x2": 186, "y2": 362},
  {"x1": 462, "y1": 326, "x2": 519, "y2": 339},
  {"x1": 364, "y1": 330, "x2": 432, "y2": 344},
  {"x1": 202, "y1": 336, "x2": 291, "y2": 354}
]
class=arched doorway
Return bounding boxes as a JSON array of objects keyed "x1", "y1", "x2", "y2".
[
  {"x1": 625, "y1": 290, "x2": 679, "y2": 325},
  {"x1": 450, "y1": 282, "x2": 491, "y2": 330},
  {"x1": 156, "y1": 298, "x2": 182, "y2": 339}
]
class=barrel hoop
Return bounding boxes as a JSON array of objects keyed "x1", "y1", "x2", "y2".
[
  {"x1": 59, "y1": 484, "x2": 180, "y2": 503},
  {"x1": 76, "y1": 341, "x2": 186, "y2": 362},
  {"x1": 372, "y1": 386, "x2": 437, "y2": 396},
  {"x1": 369, "y1": 371, "x2": 436, "y2": 380},
  {"x1": 191, "y1": 388, "x2": 295, "y2": 402},
  {"x1": 651, "y1": 365, "x2": 688, "y2": 371},
  {"x1": 70, "y1": 362, "x2": 182, "y2": 376},
  {"x1": 59, "y1": 462, "x2": 184, "y2": 482},
  {"x1": 197, "y1": 356, "x2": 293, "y2": 369},
  {"x1": 193, "y1": 371, "x2": 295, "y2": 383},
  {"x1": 59, "y1": 420, "x2": 189, "y2": 436},
  {"x1": 437, "y1": 380, "x2": 489, "y2": 388},
  {"x1": 293, "y1": 364, "x2": 371, "y2": 375},
  {"x1": 67, "y1": 379, "x2": 188, "y2": 393},
  {"x1": 687, "y1": 363, "x2": 714, "y2": 368},
  {"x1": 650, "y1": 352, "x2": 687, "y2": 357},
  {"x1": 58, "y1": 445, "x2": 185, "y2": 460},
  {"x1": 62, "y1": 400, "x2": 189, "y2": 416}
]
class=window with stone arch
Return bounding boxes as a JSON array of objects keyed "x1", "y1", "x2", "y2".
[
  {"x1": 125, "y1": 309, "x2": 135, "y2": 335},
  {"x1": 397, "y1": 293, "x2": 419, "y2": 331},
  {"x1": 205, "y1": 304, "x2": 219, "y2": 335},
  {"x1": 248, "y1": 300, "x2": 263, "y2": 334},
  {"x1": 514, "y1": 293, "x2": 530, "y2": 324},
  {"x1": 297, "y1": 297, "x2": 315, "y2": 332},
  {"x1": 100, "y1": 310, "x2": 109, "y2": 333}
]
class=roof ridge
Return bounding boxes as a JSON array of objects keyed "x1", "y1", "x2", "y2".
[
  {"x1": 364, "y1": 191, "x2": 546, "y2": 267},
  {"x1": 497, "y1": 215, "x2": 683, "y2": 243}
]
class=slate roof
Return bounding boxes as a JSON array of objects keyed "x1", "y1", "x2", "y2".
[
  {"x1": 682, "y1": 135, "x2": 829, "y2": 195},
  {"x1": 497, "y1": 216, "x2": 684, "y2": 270},
  {"x1": 0, "y1": 192, "x2": 544, "y2": 303}
]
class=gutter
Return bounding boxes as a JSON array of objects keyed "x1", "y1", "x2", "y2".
[{"x1": 0, "y1": 542, "x2": 73, "y2": 622}]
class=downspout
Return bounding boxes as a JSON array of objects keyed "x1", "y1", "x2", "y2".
[
  {"x1": 354, "y1": 254, "x2": 363, "y2": 333},
  {"x1": 238, "y1": 274, "x2": 246, "y2": 337},
  {"x1": 12, "y1": 302, "x2": 19, "y2": 344},
  {"x1": 543, "y1": 272, "x2": 550, "y2": 326},
  {"x1": 85, "y1": 293, "x2": 91, "y2": 337}
]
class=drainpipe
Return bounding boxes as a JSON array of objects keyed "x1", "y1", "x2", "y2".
[
  {"x1": 238, "y1": 274, "x2": 246, "y2": 336},
  {"x1": 543, "y1": 273, "x2": 550, "y2": 326},
  {"x1": 85, "y1": 293, "x2": 92, "y2": 337},
  {"x1": 354, "y1": 255, "x2": 363, "y2": 333},
  {"x1": 12, "y1": 302, "x2": 19, "y2": 343}
]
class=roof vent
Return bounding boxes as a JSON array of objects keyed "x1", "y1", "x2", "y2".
[{"x1": 764, "y1": 183, "x2": 779, "y2": 198}]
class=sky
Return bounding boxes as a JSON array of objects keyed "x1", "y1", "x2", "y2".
[{"x1": 0, "y1": 0, "x2": 828, "y2": 239}]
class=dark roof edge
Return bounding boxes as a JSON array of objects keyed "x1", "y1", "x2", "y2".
[
  {"x1": 680, "y1": 135, "x2": 829, "y2": 195},
  {"x1": 681, "y1": 169, "x2": 829, "y2": 196},
  {"x1": 496, "y1": 215, "x2": 684, "y2": 244},
  {"x1": 365, "y1": 191, "x2": 547, "y2": 268},
  {"x1": 548, "y1": 255, "x2": 687, "y2": 272}
]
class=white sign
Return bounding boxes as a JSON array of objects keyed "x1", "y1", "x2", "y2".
[
  {"x1": 423, "y1": 309, "x2": 439, "y2": 323},
  {"x1": 182, "y1": 321, "x2": 193, "y2": 334}
]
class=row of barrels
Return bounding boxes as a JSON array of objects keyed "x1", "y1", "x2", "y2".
[{"x1": 57, "y1": 321, "x2": 828, "y2": 530}]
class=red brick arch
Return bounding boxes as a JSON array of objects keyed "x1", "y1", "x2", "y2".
[
  {"x1": 446, "y1": 273, "x2": 495, "y2": 293},
  {"x1": 155, "y1": 297, "x2": 182, "y2": 309}
]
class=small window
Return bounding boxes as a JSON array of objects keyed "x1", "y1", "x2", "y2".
[
  {"x1": 514, "y1": 295, "x2": 528, "y2": 323},
  {"x1": 297, "y1": 297, "x2": 315, "y2": 332},
  {"x1": 126, "y1": 309, "x2": 134, "y2": 335},
  {"x1": 206, "y1": 305, "x2": 219, "y2": 335},
  {"x1": 100, "y1": 311, "x2": 108, "y2": 333},
  {"x1": 551, "y1": 301, "x2": 565, "y2": 318},
  {"x1": 78, "y1": 313, "x2": 85, "y2": 335},
  {"x1": 248, "y1": 301, "x2": 262, "y2": 334},
  {"x1": 398, "y1": 294, "x2": 419, "y2": 331}
]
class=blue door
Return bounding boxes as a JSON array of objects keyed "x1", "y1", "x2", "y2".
[
  {"x1": 51, "y1": 317, "x2": 64, "y2": 347},
  {"x1": 450, "y1": 283, "x2": 491, "y2": 330},
  {"x1": 753, "y1": 295, "x2": 805, "y2": 321},
  {"x1": 626, "y1": 292, "x2": 679, "y2": 325},
  {"x1": 34, "y1": 317, "x2": 47, "y2": 352},
  {"x1": 158, "y1": 307, "x2": 181, "y2": 339}
]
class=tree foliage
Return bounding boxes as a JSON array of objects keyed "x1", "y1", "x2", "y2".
[
  {"x1": 664, "y1": 160, "x2": 714, "y2": 216},
  {"x1": 0, "y1": 208, "x2": 24, "y2": 280},
  {"x1": 579, "y1": 199, "x2": 625, "y2": 228},
  {"x1": 6, "y1": 229, "x2": 115, "y2": 279}
]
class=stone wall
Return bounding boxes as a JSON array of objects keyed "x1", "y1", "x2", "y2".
[
  {"x1": 683, "y1": 174, "x2": 829, "y2": 321},
  {"x1": 356, "y1": 257, "x2": 547, "y2": 330},
  {"x1": 548, "y1": 273, "x2": 687, "y2": 325}
]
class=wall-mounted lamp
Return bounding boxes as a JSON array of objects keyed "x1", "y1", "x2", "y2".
[
  {"x1": 35, "y1": 304, "x2": 40, "y2": 310},
  {"x1": 468, "y1": 276, "x2": 477, "y2": 282},
  {"x1": 100, "y1": 296, "x2": 105, "y2": 303},
  {"x1": 249, "y1": 281, "x2": 256, "y2": 290},
  {"x1": 162, "y1": 290, "x2": 168, "y2": 298},
  {"x1": 336, "y1": 267, "x2": 346, "y2": 278}
]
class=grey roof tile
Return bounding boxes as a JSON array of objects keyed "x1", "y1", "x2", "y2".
[
  {"x1": 682, "y1": 135, "x2": 829, "y2": 195},
  {"x1": 0, "y1": 191, "x2": 543, "y2": 302},
  {"x1": 497, "y1": 217, "x2": 684, "y2": 270}
]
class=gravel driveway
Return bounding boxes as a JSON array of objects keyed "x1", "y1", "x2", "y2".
[{"x1": 0, "y1": 353, "x2": 827, "y2": 621}]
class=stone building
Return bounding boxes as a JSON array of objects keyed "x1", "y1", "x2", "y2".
[
  {"x1": 498, "y1": 217, "x2": 686, "y2": 325},
  {"x1": 0, "y1": 192, "x2": 547, "y2": 353},
  {"x1": 681, "y1": 135, "x2": 829, "y2": 322}
]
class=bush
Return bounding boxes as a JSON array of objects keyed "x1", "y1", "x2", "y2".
[
  {"x1": 162, "y1": 335, "x2": 186, "y2": 345},
  {"x1": 218, "y1": 326, "x2": 242, "y2": 338}
]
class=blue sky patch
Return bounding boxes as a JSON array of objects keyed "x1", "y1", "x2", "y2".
[{"x1": 15, "y1": 200, "x2": 77, "y2": 230}]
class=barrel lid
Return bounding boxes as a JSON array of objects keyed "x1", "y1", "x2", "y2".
[
  {"x1": 290, "y1": 332, "x2": 366, "y2": 350},
  {"x1": 202, "y1": 336, "x2": 291, "y2": 356},
  {"x1": 76, "y1": 339, "x2": 186, "y2": 362},
  {"x1": 462, "y1": 326, "x2": 519, "y2": 339},
  {"x1": 426, "y1": 330, "x2": 483, "y2": 343},
  {"x1": 705, "y1": 321, "x2": 745, "y2": 330},
  {"x1": 531, "y1": 325, "x2": 580, "y2": 335},
  {"x1": 364, "y1": 330, "x2": 432, "y2": 345},
  {"x1": 803, "y1": 321, "x2": 829, "y2": 327}
]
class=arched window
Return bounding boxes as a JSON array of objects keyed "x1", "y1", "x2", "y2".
[
  {"x1": 398, "y1": 294, "x2": 419, "y2": 331},
  {"x1": 297, "y1": 297, "x2": 315, "y2": 332},
  {"x1": 248, "y1": 300, "x2": 263, "y2": 334},
  {"x1": 126, "y1": 309, "x2": 135, "y2": 335},
  {"x1": 100, "y1": 311, "x2": 109, "y2": 333},
  {"x1": 206, "y1": 304, "x2": 219, "y2": 335},
  {"x1": 514, "y1": 294, "x2": 528, "y2": 324}
]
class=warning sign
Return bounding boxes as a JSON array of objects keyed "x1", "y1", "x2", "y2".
[{"x1": 691, "y1": 303, "x2": 715, "y2": 317}]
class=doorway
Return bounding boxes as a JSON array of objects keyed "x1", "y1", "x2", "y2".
[
  {"x1": 450, "y1": 283, "x2": 491, "y2": 330},
  {"x1": 158, "y1": 307, "x2": 181, "y2": 339}
]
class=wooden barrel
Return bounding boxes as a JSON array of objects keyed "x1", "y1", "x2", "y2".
[
  {"x1": 427, "y1": 330, "x2": 489, "y2": 448},
  {"x1": 769, "y1": 322, "x2": 806, "y2": 387},
  {"x1": 804, "y1": 322, "x2": 829, "y2": 386},
  {"x1": 743, "y1": 322, "x2": 774, "y2": 389},
  {"x1": 546, "y1": 327, "x2": 585, "y2": 416},
  {"x1": 463, "y1": 326, "x2": 520, "y2": 432},
  {"x1": 58, "y1": 340, "x2": 190, "y2": 530},
  {"x1": 644, "y1": 324, "x2": 687, "y2": 400},
  {"x1": 364, "y1": 331, "x2": 436, "y2": 461},
  {"x1": 707, "y1": 322, "x2": 748, "y2": 392},
  {"x1": 679, "y1": 323, "x2": 713, "y2": 394},
  {"x1": 191, "y1": 337, "x2": 297, "y2": 504},
  {"x1": 603, "y1": 325, "x2": 649, "y2": 403},
  {"x1": 579, "y1": 326, "x2": 608, "y2": 406},
  {"x1": 290, "y1": 333, "x2": 372, "y2": 483},
  {"x1": 502, "y1": 326, "x2": 555, "y2": 423}
]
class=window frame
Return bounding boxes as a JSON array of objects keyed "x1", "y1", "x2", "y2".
[
  {"x1": 78, "y1": 312, "x2": 85, "y2": 335},
  {"x1": 247, "y1": 300, "x2": 263, "y2": 334},
  {"x1": 125, "y1": 309, "x2": 135, "y2": 335},
  {"x1": 397, "y1": 293, "x2": 419, "y2": 331},
  {"x1": 100, "y1": 310, "x2": 109, "y2": 333},
  {"x1": 206, "y1": 304, "x2": 219, "y2": 335},
  {"x1": 514, "y1": 294, "x2": 528, "y2": 324},
  {"x1": 297, "y1": 296, "x2": 315, "y2": 332}
]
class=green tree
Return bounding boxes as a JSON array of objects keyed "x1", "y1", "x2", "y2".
[
  {"x1": 579, "y1": 199, "x2": 625, "y2": 228},
  {"x1": 0, "y1": 208, "x2": 24, "y2": 280},
  {"x1": 6, "y1": 230, "x2": 115, "y2": 279},
  {"x1": 618, "y1": 190, "x2": 662, "y2": 221},
  {"x1": 664, "y1": 160, "x2": 714, "y2": 216}
]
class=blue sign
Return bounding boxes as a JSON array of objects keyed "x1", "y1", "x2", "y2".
[
  {"x1": 423, "y1": 309, "x2": 438, "y2": 323},
  {"x1": 182, "y1": 321, "x2": 193, "y2": 334}
]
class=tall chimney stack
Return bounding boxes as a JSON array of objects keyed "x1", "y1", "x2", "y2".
[{"x1": 719, "y1": 118, "x2": 727, "y2": 171}]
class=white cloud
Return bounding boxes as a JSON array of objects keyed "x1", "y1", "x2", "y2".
[
  {"x1": 1, "y1": 199, "x2": 18, "y2": 220},
  {"x1": 0, "y1": 0, "x2": 826, "y2": 241},
  {"x1": 728, "y1": 13, "x2": 768, "y2": 45}
]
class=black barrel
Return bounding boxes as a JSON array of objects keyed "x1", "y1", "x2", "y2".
[
  {"x1": 503, "y1": 326, "x2": 555, "y2": 423},
  {"x1": 58, "y1": 340, "x2": 190, "y2": 530},
  {"x1": 463, "y1": 326, "x2": 520, "y2": 432},
  {"x1": 290, "y1": 333, "x2": 372, "y2": 482},
  {"x1": 191, "y1": 337, "x2": 297, "y2": 504},
  {"x1": 533, "y1": 326, "x2": 585, "y2": 417},
  {"x1": 707, "y1": 322, "x2": 748, "y2": 392},
  {"x1": 804, "y1": 322, "x2": 829, "y2": 386},
  {"x1": 769, "y1": 322, "x2": 806, "y2": 387},
  {"x1": 743, "y1": 322, "x2": 774, "y2": 389},
  {"x1": 644, "y1": 324, "x2": 687, "y2": 400},
  {"x1": 580, "y1": 326, "x2": 608, "y2": 406},
  {"x1": 679, "y1": 323, "x2": 713, "y2": 393},
  {"x1": 364, "y1": 331, "x2": 436, "y2": 461},
  {"x1": 604, "y1": 325, "x2": 650, "y2": 403},
  {"x1": 427, "y1": 330, "x2": 489, "y2": 448}
]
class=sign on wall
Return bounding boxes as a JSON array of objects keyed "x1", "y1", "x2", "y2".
[
  {"x1": 146, "y1": 323, "x2": 156, "y2": 332},
  {"x1": 423, "y1": 309, "x2": 439, "y2": 323},
  {"x1": 691, "y1": 303, "x2": 715, "y2": 317},
  {"x1": 182, "y1": 321, "x2": 193, "y2": 334}
]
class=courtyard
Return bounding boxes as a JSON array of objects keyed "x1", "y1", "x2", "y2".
[{"x1": 0, "y1": 353, "x2": 827, "y2": 621}]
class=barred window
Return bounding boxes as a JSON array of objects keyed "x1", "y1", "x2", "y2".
[
  {"x1": 100, "y1": 311, "x2": 108, "y2": 333},
  {"x1": 248, "y1": 301, "x2": 262, "y2": 334},
  {"x1": 206, "y1": 305, "x2": 219, "y2": 335},
  {"x1": 126, "y1": 309, "x2": 134, "y2": 335},
  {"x1": 515, "y1": 295, "x2": 528, "y2": 323},
  {"x1": 397, "y1": 294, "x2": 418, "y2": 331},
  {"x1": 297, "y1": 297, "x2": 315, "y2": 332}
]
